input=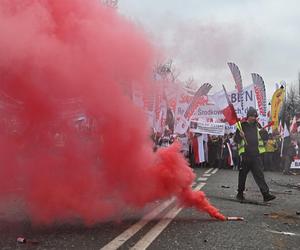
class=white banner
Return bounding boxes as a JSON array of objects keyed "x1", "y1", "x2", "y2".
[
  {"x1": 258, "y1": 115, "x2": 269, "y2": 128},
  {"x1": 190, "y1": 120, "x2": 225, "y2": 136},
  {"x1": 225, "y1": 124, "x2": 237, "y2": 134},
  {"x1": 290, "y1": 159, "x2": 300, "y2": 169},
  {"x1": 174, "y1": 89, "x2": 193, "y2": 134},
  {"x1": 193, "y1": 85, "x2": 256, "y2": 120},
  {"x1": 133, "y1": 84, "x2": 257, "y2": 133}
]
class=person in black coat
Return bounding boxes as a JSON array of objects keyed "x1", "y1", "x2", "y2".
[
  {"x1": 282, "y1": 136, "x2": 297, "y2": 174},
  {"x1": 208, "y1": 135, "x2": 222, "y2": 168},
  {"x1": 234, "y1": 107, "x2": 276, "y2": 202}
]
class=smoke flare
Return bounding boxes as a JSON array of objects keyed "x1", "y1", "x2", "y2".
[{"x1": 0, "y1": 0, "x2": 225, "y2": 224}]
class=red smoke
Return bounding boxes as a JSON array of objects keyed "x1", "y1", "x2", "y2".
[{"x1": 0, "y1": 0, "x2": 225, "y2": 224}]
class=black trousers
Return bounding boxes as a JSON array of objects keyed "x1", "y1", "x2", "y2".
[
  {"x1": 264, "y1": 152, "x2": 274, "y2": 171},
  {"x1": 283, "y1": 156, "x2": 293, "y2": 173},
  {"x1": 238, "y1": 155, "x2": 269, "y2": 195}
]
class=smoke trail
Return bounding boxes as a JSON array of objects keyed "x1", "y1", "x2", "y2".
[{"x1": 0, "y1": 0, "x2": 224, "y2": 224}]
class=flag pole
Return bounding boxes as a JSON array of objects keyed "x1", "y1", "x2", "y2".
[
  {"x1": 222, "y1": 85, "x2": 247, "y2": 145},
  {"x1": 280, "y1": 85, "x2": 287, "y2": 157},
  {"x1": 280, "y1": 133, "x2": 284, "y2": 157}
]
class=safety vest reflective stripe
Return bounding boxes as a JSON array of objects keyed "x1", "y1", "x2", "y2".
[
  {"x1": 238, "y1": 140, "x2": 245, "y2": 155},
  {"x1": 238, "y1": 129, "x2": 265, "y2": 155},
  {"x1": 258, "y1": 132, "x2": 266, "y2": 154}
]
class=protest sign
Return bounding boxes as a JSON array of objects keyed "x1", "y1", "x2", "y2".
[{"x1": 190, "y1": 120, "x2": 225, "y2": 136}]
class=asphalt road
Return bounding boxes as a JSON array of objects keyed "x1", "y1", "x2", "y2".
[{"x1": 1, "y1": 168, "x2": 300, "y2": 250}]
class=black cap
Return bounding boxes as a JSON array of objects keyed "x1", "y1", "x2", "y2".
[{"x1": 247, "y1": 107, "x2": 258, "y2": 117}]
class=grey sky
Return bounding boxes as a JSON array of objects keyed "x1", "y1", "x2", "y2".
[{"x1": 118, "y1": 0, "x2": 300, "y2": 99}]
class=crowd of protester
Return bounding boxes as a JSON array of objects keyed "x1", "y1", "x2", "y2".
[{"x1": 152, "y1": 127, "x2": 300, "y2": 175}]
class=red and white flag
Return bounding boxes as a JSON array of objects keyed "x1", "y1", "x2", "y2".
[
  {"x1": 278, "y1": 120, "x2": 283, "y2": 136},
  {"x1": 192, "y1": 136, "x2": 199, "y2": 163},
  {"x1": 197, "y1": 135, "x2": 205, "y2": 163},
  {"x1": 283, "y1": 123, "x2": 290, "y2": 138},
  {"x1": 184, "y1": 83, "x2": 211, "y2": 120},
  {"x1": 175, "y1": 83, "x2": 211, "y2": 134},
  {"x1": 218, "y1": 85, "x2": 239, "y2": 125},
  {"x1": 290, "y1": 116, "x2": 297, "y2": 133},
  {"x1": 280, "y1": 123, "x2": 290, "y2": 157},
  {"x1": 252, "y1": 73, "x2": 267, "y2": 116}
]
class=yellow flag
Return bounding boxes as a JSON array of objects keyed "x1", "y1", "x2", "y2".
[{"x1": 271, "y1": 87, "x2": 285, "y2": 131}]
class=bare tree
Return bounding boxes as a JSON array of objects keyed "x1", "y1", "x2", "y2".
[
  {"x1": 281, "y1": 84, "x2": 300, "y2": 126},
  {"x1": 154, "y1": 59, "x2": 181, "y2": 83},
  {"x1": 184, "y1": 77, "x2": 196, "y2": 90}
]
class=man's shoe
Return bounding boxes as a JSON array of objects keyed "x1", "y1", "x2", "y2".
[
  {"x1": 236, "y1": 192, "x2": 245, "y2": 201},
  {"x1": 263, "y1": 193, "x2": 276, "y2": 202}
]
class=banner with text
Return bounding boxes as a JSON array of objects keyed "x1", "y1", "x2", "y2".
[
  {"x1": 193, "y1": 84, "x2": 256, "y2": 121},
  {"x1": 190, "y1": 120, "x2": 225, "y2": 136}
]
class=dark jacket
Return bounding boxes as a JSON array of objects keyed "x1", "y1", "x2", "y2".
[
  {"x1": 282, "y1": 137, "x2": 296, "y2": 159},
  {"x1": 234, "y1": 121, "x2": 268, "y2": 156}
]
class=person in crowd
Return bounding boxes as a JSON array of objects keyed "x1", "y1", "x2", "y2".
[
  {"x1": 188, "y1": 132, "x2": 195, "y2": 167},
  {"x1": 264, "y1": 134, "x2": 278, "y2": 171},
  {"x1": 150, "y1": 130, "x2": 158, "y2": 152},
  {"x1": 191, "y1": 133, "x2": 199, "y2": 168},
  {"x1": 193, "y1": 133, "x2": 206, "y2": 168},
  {"x1": 229, "y1": 133, "x2": 239, "y2": 170},
  {"x1": 158, "y1": 134, "x2": 170, "y2": 148},
  {"x1": 220, "y1": 134, "x2": 230, "y2": 168},
  {"x1": 282, "y1": 136, "x2": 297, "y2": 175},
  {"x1": 153, "y1": 132, "x2": 162, "y2": 146},
  {"x1": 208, "y1": 135, "x2": 222, "y2": 168},
  {"x1": 158, "y1": 128, "x2": 173, "y2": 148},
  {"x1": 234, "y1": 107, "x2": 276, "y2": 202},
  {"x1": 216, "y1": 136, "x2": 224, "y2": 168},
  {"x1": 273, "y1": 132, "x2": 282, "y2": 171},
  {"x1": 177, "y1": 133, "x2": 189, "y2": 158},
  {"x1": 203, "y1": 134, "x2": 209, "y2": 168}
]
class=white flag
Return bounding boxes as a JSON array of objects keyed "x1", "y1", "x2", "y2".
[{"x1": 283, "y1": 123, "x2": 290, "y2": 138}]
